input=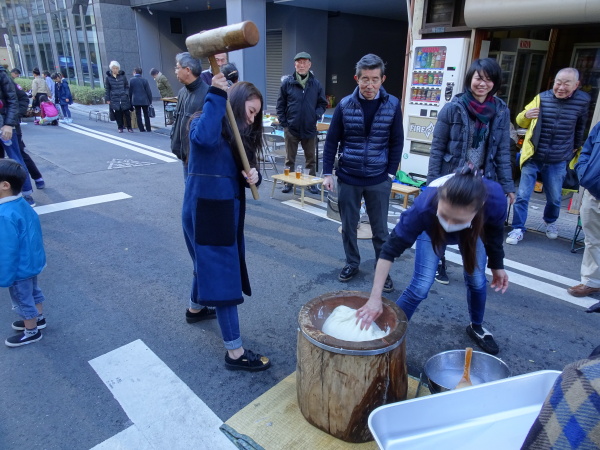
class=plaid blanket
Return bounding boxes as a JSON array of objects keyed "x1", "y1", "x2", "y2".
[{"x1": 522, "y1": 355, "x2": 600, "y2": 449}]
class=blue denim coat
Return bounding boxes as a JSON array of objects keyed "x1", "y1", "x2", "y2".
[
  {"x1": 181, "y1": 88, "x2": 257, "y2": 306},
  {"x1": 0, "y1": 196, "x2": 46, "y2": 287}
]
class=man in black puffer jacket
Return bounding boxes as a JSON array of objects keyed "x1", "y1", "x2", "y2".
[
  {"x1": 507, "y1": 68, "x2": 590, "y2": 246},
  {"x1": 322, "y1": 54, "x2": 403, "y2": 291},
  {"x1": 0, "y1": 66, "x2": 35, "y2": 205},
  {"x1": 170, "y1": 52, "x2": 209, "y2": 179},
  {"x1": 276, "y1": 52, "x2": 328, "y2": 194}
]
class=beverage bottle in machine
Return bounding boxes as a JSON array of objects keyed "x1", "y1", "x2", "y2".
[
  {"x1": 413, "y1": 73, "x2": 420, "y2": 85},
  {"x1": 428, "y1": 72, "x2": 434, "y2": 85},
  {"x1": 441, "y1": 50, "x2": 446, "y2": 67},
  {"x1": 435, "y1": 51, "x2": 441, "y2": 68},
  {"x1": 429, "y1": 51, "x2": 435, "y2": 68},
  {"x1": 415, "y1": 50, "x2": 422, "y2": 69},
  {"x1": 421, "y1": 51, "x2": 428, "y2": 68}
]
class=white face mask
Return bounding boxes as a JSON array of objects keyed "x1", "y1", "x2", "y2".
[{"x1": 437, "y1": 214, "x2": 472, "y2": 233}]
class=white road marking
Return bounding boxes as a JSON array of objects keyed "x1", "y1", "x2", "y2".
[
  {"x1": 281, "y1": 197, "x2": 595, "y2": 309},
  {"x1": 89, "y1": 339, "x2": 235, "y2": 450},
  {"x1": 34, "y1": 193, "x2": 132, "y2": 215},
  {"x1": 58, "y1": 123, "x2": 177, "y2": 162},
  {"x1": 64, "y1": 123, "x2": 177, "y2": 158},
  {"x1": 443, "y1": 247, "x2": 597, "y2": 309}
]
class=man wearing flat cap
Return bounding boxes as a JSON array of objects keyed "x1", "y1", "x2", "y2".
[{"x1": 277, "y1": 52, "x2": 328, "y2": 194}]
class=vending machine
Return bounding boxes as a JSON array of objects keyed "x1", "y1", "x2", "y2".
[{"x1": 401, "y1": 38, "x2": 471, "y2": 178}]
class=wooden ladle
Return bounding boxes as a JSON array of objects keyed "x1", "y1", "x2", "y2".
[{"x1": 455, "y1": 347, "x2": 473, "y2": 389}]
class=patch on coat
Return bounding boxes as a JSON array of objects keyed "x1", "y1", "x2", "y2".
[{"x1": 195, "y1": 198, "x2": 235, "y2": 247}]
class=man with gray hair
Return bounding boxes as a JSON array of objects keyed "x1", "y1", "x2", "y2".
[
  {"x1": 506, "y1": 68, "x2": 591, "y2": 245},
  {"x1": 171, "y1": 52, "x2": 209, "y2": 179},
  {"x1": 322, "y1": 54, "x2": 403, "y2": 291}
]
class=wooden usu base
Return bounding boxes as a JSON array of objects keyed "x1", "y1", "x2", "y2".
[{"x1": 296, "y1": 291, "x2": 408, "y2": 443}]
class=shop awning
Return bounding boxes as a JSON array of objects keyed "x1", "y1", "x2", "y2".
[{"x1": 464, "y1": 0, "x2": 600, "y2": 28}]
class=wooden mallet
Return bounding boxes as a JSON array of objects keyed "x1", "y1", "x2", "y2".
[{"x1": 186, "y1": 21, "x2": 260, "y2": 200}]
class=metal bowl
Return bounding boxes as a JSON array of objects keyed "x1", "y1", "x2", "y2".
[{"x1": 424, "y1": 349, "x2": 511, "y2": 394}]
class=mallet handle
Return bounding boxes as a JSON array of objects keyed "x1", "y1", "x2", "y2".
[{"x1": 209, "y1": 56, "x2": 259, "y2": 200}]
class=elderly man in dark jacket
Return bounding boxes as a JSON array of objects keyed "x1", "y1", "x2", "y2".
[
  {"x1": 129, "y1": 67, "x2": 153, "y2": 132},
  {"x1": 276, "y1": 52, "x2": 328, "y2": 194},
  {"x1": 322, "y1": 54, "x2": 403, "y2": 291},
  {"x1": 171, "y1": 52, "x2": 209, "y2": 179},
  {"x1": 0, "y1": 66, "x2": 35, "y2": 206},
  {"x1": 507, "y1": 68, "x2": 590, "y2": 245}
]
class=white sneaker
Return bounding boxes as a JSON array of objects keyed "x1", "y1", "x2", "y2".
[
  {"x1": 506, "y1": 229, "x2": 523, "y2": 245},
  {"x1": 546, "y1": 222, "x2": 558, "y2": 239}
]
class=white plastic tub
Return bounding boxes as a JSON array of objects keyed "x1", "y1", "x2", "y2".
[{"x1": 368, "y1": 370, "x2": 561, "y2": 450}]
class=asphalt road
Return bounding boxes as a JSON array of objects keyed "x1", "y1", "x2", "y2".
[{"x1": 1, "y1": 112, "x2": 599, "y2": 449}]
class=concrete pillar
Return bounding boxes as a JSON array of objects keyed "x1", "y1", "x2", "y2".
[{"x1": 226, "y1": 0, "x2": 267, "y2": 99}]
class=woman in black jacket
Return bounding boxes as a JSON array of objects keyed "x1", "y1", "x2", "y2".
[{"x1": 105, "y1": 61, "x2": 132, "y2": 133}]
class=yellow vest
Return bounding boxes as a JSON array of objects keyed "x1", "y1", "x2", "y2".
[{"x1": 516, "y1": 95, "x2": 540, "y2": 168}]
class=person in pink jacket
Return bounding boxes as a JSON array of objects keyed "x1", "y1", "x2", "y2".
[{"x1": 35, "y1": 95, "x2": 60, "y2": 125}]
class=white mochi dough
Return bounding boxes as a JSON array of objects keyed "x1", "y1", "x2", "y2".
[{"x1": 321, "y1": 305, "x2": 389, "y2": 342}]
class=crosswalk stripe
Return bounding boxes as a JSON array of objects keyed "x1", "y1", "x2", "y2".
[
  {"x1": 89, "y1": 339, "x2": 235, "y2": 449},
  {"x1": 59, "y1": 123, "x2": 177, "y2": 162},
  {"x1": 34, "y1": 193, "x2": 132, "y2": 215}
]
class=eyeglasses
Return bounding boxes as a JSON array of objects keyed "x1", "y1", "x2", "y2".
[{"x1": 358, "y1": 79, "x2": 382, "y2": 87}]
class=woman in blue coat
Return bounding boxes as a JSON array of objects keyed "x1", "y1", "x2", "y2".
[
  {"x1": 357, "y1": 167, "x2": 509, "y2": 354},
  {"x1": 182, "y1": 73, "x2": 270, "y2": 371}
]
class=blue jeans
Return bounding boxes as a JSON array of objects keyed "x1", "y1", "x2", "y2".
[
  {"x1": 9, "y1": 276, "x2": 45, "y2": 320},
  {"x1": 511, "y1": 159, "x2": 567, "y2": 231},
  {"x1": 60, "y1": 104, "x2": 71, "y2": 119},
  {"x1": 396, "y1": 232, "x2": 488, "y2": 325},
  {"x1": 3, "y1": 134, "x2": 33, "y2": 195},
  {"x1": 190, "y1": 299, "x2": 242, "y2": 350}
]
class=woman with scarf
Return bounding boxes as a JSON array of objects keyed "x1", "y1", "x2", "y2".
[
  {"x1": 358, "y1": 167, "x2": 509, "y2": 355},
  {"x1": 426, "y1": 58, "x2": 515, "y2": 285}
]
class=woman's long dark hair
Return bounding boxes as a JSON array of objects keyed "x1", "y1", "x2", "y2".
[
  {"x1": 224, "y1": 82, "x2": 264, "y2": 170},
  {"x1": 187, "y1": 82, "x2": 264, "y2": 168},
  {"x1": 430, "y1": 167, "x2": 487, "y2": 274}
]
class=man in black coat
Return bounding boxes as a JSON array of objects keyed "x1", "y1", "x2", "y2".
[
  {"x1": 171, "y1": 52, "x2": 209, "y2": 179},
  {"x1": 129, "y1": 67, "x2": 153, "y2": 132},
  {"x1": 276, "y1": 52, "x2": 328, "y2": 194}
]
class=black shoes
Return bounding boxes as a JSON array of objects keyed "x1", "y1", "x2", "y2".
[
  {"x1": 6, "y1": 330, "x2": 42, "y2": 347},
  {"x1": 186, "y1": 307, "x2": 217, "y2": 323},
  {"x1": 435, "y1": 262, "x2": 449, "y2": 285},
  {"x1": 12, "y1": 317, "x2": 46, "y2": 331},
  {"x1": 339, "y1": 265, "x2": 359, "y2": 282},
  {"x1": 225, "y1": 349, "x2": 271, "y2": 371},
  {"x1": 383, "y1": 275, "x2": 394, "y2": 293},
  {"x1": 308, "y1": 185, "x2": 320, "y2": 195},
  {"x1": 281, "y1": 183, "x2": 292, "y2": 193},
  {"x1": 466, "y1": 324, "x2": 499, "y2": 355}
]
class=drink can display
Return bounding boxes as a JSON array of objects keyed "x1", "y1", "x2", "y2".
[
  {"x1": 413, "y1": 73, "x2": 420, "y2": 85},
  {"x1": 434, "y1": 73, "x2": 439, "y2": 85},
  {"x1": 428, "y1": 73, "x2": 434, "y2": 85},
  {"x1": 421, "y1": 52, "x2": 428, "y2": 68},
  {"x1": 435, "y1": 90, "x2": 441, "y2": 102}
]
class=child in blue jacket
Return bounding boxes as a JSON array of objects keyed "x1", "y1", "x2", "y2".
[
  {"x1": 53, "y1": 72, "x2": 73, "y2": 123},
  {"x1": 0, "y1": 159, "x2": 47, "y2": 347}
]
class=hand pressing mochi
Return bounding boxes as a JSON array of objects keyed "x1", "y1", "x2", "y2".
[{"x1": 322, "y1": 305, "x2": 389, "y2": 342}]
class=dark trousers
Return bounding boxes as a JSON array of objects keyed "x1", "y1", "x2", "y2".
[
  {"x1": 337, "y1": 178, "x2": 392, "y2": 268},
  {"x1": 113, "y1": 109, "x2": 131, "y2": 130},
  {"x1": 7, "y1": 123, "x2": 42, "y2": 180},
  {"x1": 134, "y1": 105, "x2": 152, "y2": 132},
  {"x1": 283, "y1": 129, "x2": 317, "y2": 176}
]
